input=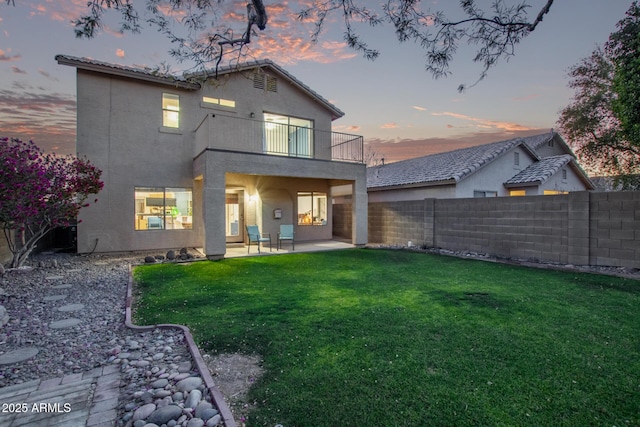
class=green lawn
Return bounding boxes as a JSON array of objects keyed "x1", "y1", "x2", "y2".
[{"x1": 133, "y1": 249, "x2": 640, "y2": 427}]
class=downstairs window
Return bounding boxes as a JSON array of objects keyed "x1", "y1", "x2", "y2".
[
  {"x1": 298, "y1": 192, "x2": 327, "y2": 225},
  {"x1": 134, "y1": 187, "x2": 192, "y2": 230}
]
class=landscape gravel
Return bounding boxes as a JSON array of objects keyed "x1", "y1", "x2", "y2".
[{"x1": 0, "y1": 251, "x2": 223, "y2": 427}]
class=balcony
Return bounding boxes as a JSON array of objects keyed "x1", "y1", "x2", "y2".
[{"x1": 195, "y1": 113, "x2": 364, "y2": 163}]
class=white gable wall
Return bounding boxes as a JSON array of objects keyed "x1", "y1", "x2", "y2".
[{"x1": 455, "y1": 146, "x2": 536, "y2": 197}]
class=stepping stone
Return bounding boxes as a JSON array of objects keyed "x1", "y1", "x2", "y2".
[
  {"x1": 45, "y1": 275, "x2": 64, "y2": 281},
  {"x1": 66, "y1": 269, "x2": 81, "y2": 273},
  {"x1": 57, "y1": 303, "x2": 85, "y2": 312},
  {"x1": 51, "y1": 284, "x2": 72, "y2": 290},
  {"x1": 94, "y1": 262, "x2": 108, "y2": 266},
  {"x1": 49, "y1": 318, "x2": 81, "y2": 329},
  {"x1": 0, "y1": 347, "x2": 39, "y2": 365},
  {"x1": 43, "y1": 295, "x2": 68, "y2": 302}
]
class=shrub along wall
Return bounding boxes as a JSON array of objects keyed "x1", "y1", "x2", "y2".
[{"x1": 334, "y1": 191, "x2": 640, "y2": 269}]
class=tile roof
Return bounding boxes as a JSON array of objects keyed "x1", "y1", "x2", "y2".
[
  {"x1": 196, "y1": 59, "x2": 344, "y2": 119},
  {"x1": 522, "y1": 132, "x2": 554, "y2": 151},
  {"x1": 504, "y1": 154, "x2": 574, "y2": 185},
  {"x1": 55, "y1": 54, "x2": 201, "y2": 89},
  {"x1": 56, "y1": 55, "x2": 344, "y2": 119},
  {"x1": 367, "y1": 136, "x2": 538, "y2": 189}
]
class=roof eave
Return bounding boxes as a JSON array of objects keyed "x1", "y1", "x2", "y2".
[
  {"x1": 568, "y1": 161, "x2": 596, "y2": 190},
  {"x1": 367, "y1": 178, "x2": 457, "y2": 191},
  {"x1": 55, "y1": 55, "x2": 201, "y2": 90},
  {"x1": 503, "y1": 181, "x2": 542, "y2": 189}
]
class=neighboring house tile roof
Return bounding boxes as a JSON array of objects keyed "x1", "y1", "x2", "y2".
[
  {"x1": 367, "y1": 131, "x2": 595, "y2": 192},
  {"x1": 367, "y1": 136, "x2": 538, "y2": 189},
  {"x1": 522, "y1": 132, "x2": 554, "y2": 151},
  {"x1": 55, "y1": 55, "x2": 344, "y2": 119},
  {"x1": 504, "y1": 154, "x2": 574, "y2": 185}
]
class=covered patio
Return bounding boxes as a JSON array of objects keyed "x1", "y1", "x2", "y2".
[{"x1": 224, "y1": 240, "x2": 354, "y2": 258}]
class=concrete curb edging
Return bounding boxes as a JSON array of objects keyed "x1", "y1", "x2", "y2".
[{"x1": 125, "y1": 265, "x2": 237, "y2": 427}]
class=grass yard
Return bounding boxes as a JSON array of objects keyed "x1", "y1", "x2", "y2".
[{"x1": 133, "y1": 249, "x2": 640, "y2": 427}]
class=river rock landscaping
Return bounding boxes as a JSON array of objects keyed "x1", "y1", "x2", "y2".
[{"x1": 0, "y1": 251, "x2": 225, "y2": 427}]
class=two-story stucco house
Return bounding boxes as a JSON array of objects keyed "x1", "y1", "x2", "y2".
[{"x1": 56, "y1": 55, "x2": 367, "y2": 258}]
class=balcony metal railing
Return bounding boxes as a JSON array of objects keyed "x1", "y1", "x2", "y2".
[{"x1": 196, "y1": 114, "x2": 364, "y2": 163}]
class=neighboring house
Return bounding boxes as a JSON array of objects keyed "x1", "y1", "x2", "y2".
[
  {"x1": 56, "y1": 55, "x2": 368, "y2": 258},
  {"x1": 367, "y1": 132, "x2": 594, "y2": 202}
]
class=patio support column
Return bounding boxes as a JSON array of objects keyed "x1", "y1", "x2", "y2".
[
  {"x1": 203, "y1": 155, "x2": 227, "y2": 260},
  {"x1": 352, "y1": 178, "x2": 368, "y2": 246}
]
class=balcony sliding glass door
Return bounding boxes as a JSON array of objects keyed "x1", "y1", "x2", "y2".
[{"x1": 263, "y1": 113, "x2": 313, "y2": 158}]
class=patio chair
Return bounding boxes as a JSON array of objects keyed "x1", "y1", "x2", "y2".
[
  {"x1": 246, "y1": 225, "x2": 271, "y2": 253},
  {"x1": 277, "y1": 224, "x2": 295, "y2": 251}
]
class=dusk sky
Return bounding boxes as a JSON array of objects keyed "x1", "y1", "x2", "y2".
[{"x1": 0, "y1": 1, "x2": 634, "y2": 164}]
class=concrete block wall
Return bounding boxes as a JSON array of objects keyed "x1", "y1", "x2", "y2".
[
  {"x1": 361, "y1": 191, "x2": 640, "y2": 269},
  {"x1": 332, "y1": 203, "x2": 352, "y2": 240},
  {"x1": 434, "y1": 195, "x2": 576, "y2": 264},
  {"x1": 368, "y1": 200, "x2": 425, "y2": 245},
  {"x1": 589, "y1": 192, "x2": 640, "y2": 268}
]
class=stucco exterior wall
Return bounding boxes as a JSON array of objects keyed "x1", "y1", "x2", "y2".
[
  {"x1": 194, "y1": 70, "x2": 335, "y2": 157},
  {"x1": 368, "y1": 184, "x2": 456, "y2": 202},
  {"x1": 538, "y1": 167, "x2": 590, "y2": 194},
  {"x1": 75, "y1": 71, "x2": 201, "y2": 253}
]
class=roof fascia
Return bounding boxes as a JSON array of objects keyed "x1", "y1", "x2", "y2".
[
  {"x1": 367, "y1": 179, "x2": 457, "y2": 192},
  {"x1": 503, "y1": 181, "x2": 541, "y2": 189},
  {"x1": 55, "y1": 55, "x2": 200, "y2": 90}
]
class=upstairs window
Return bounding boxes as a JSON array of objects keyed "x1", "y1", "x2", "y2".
[
  {"x1": 202, "y1": 96, "x2": 235, "y2": 108},
  {"x1": 514, "y1": 151, "x2": 520, "y2": 166},
  {"x1": 298, "y1": 192, "x2": 327, "y2": 226},
  {"x1": 162, "y1": 93, "x2": 180, "y2": 128}
]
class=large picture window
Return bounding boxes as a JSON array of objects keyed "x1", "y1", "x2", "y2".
[
  {"x1": 263, "y1": 113, "x2": 313, "y2": 158},
  {"x1": 162, "y1": 93, "x2": 180, "y2": 128},
  {"x1": 135, "y1": 187, "x2": 192, "y2": 230},
  {"x1": 297, "y1": 191, "x2": 327, "y2": 225}
]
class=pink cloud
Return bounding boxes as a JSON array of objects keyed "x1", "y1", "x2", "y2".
[
  {"x1": 0, "y1": 49, "x2": 21, "y2": 62},
  {"x1": 365, "y1": 128, "x2": 550, "y2": 163},
  {"x1": 116, "y1": 49, "x2": 125, "y2": 58},
  {"x1": 380, "y1": 122, "x2": 398, "y2": 129},
  {"x1": 431, "y1": 111, "x2": 535, "y2": 132},
  {"x1": 412, "y1": 106, "x2": 427, "y2": 111},
  {"x1": 512, "y1": 93, "x2": 541, "y2": 102}
]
